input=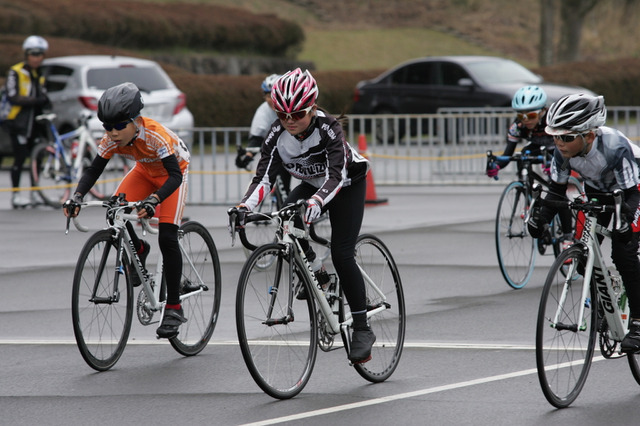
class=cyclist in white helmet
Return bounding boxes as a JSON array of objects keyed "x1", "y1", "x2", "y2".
[
  {"x1": 528, "y1": 93, "x2": 640, "y2": 353},
  {"x1": 488, "y1": 85, "x2": 573, "y2": 252},
  {"x1": 235, "y1": 73, "x2": 291, "y2": 194},
  {"x1": 4, "y1": 35, "x2": 50, "y2": 208},
  {"x1": 229, "y1": 69, "x2": 374, "y2": 363}
]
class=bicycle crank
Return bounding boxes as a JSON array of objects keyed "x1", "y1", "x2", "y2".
[
  {"x1": 317, "y1": 311, "x2": 335, "y2": 352},
  {"x1": 137, "y1": 289, "x2": 157, "y2": 325}
]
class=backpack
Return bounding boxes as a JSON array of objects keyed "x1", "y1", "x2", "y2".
[{"x1": 0, "y1": 85, "x2": 10, "y2": 123}]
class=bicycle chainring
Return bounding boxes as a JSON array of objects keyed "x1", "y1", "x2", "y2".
[
  {"x1": 317, "y1": 310, "x2": 335, "y2": 352},
  {"x1": 137, "y1": 289, "x2": 156, "y2": 325},
  {"x1": 598, "y1": 316, "x2": 623, "y2": 358}
]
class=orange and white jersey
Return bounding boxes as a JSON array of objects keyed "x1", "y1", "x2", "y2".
[{"x1": 97, "y1": 117, "x2": 190, "y2": 177}]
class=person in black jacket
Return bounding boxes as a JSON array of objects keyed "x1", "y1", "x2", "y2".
[{"x1": 4, "y1": 35, "x2": 50, "y2": 208}]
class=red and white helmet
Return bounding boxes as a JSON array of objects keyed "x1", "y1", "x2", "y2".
[{"x1": 271, "y1": 68, "x2": 318, "y2": 113}]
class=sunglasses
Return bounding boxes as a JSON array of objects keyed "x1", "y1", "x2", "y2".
[
  {"x1": 276, "y1": 105, "x2": 313, "y2": 121},
  {"x1": 553, "y1": 133, "x2": 584, "y2": 143},
  {"x1": 516, "y1": 110, "x2": 541, "y2": 121},
  {"x1": 26, "y1": 50, "x2": 45, "y2": 57},
  {"x1": 102, "y1": 120, "x2": 132, "y2": 131}
]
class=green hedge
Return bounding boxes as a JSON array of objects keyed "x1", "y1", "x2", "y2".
[
  {"x1": 0, "y1": 0, "x2": 304, "y2": 56},
  {"x1": 171, "y1": 70, "x2": 381, "y2": 127}
]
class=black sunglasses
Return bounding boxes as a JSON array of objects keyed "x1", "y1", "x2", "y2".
[{"x1": 102, "y1": 120, "x2": 131, "y2": 131}]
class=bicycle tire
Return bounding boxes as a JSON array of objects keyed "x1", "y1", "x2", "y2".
[
  {"x1": 169, "y1": 221, "x2": 222, "y2": 356},
  {"x1": 31, "y1": 141, "x2": 72, "y2": 207},
  {"x1": 242, "y1": 194, "x2": 279, "y2": 269},
  {"x1": 536, "y1": 245, "x2": 597, "y2": 408},
  {"x1": 72, "y1": 229, "x2": 133, "y2": 371},
  {"x1": 236, "y1": 243, "x2": 318, "y2": 399},
  {"x1": 89, "y1": 154, "x2": 130, "y2": 201},
  {"x1": 352, "y1": 234, "x2": 405, "y2": 382},
  {"x1": 628, "y1": 352, "x2": 640, "y2": 385},
  {"x1": 311, "y1": 211, "x2": 331, "y2": 262},
  {"x1": 552, "y1": 176, "x2": 584, "y2": 258},
  {"x1": 495, "y1": 181, "x2": 536, "y2": 289}
]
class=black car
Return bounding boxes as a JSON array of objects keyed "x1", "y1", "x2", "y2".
[{"x1": 351, "y1": 55, "x2": 595, "y2": 115}]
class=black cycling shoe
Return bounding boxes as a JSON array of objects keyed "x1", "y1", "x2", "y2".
[
  {"x1": 621, "y1": 319, "x2": 640, "y2": 353},
  {"x1": 156, "y1": 307, "x2": 187, "y2": 339},
  {"x1": 349, "y1": 328, "x2": 376, "y2": 363},
  {"x1": 129, "y1": 240, "x2": 150, "y2": 287}
]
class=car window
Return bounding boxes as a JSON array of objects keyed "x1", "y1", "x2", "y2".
[
  {"x1": 390, "y1": 62, "x2": 435, "y2": 85},
  {"x1": 466, "y1": 60, "x2": 542, "y2": 85},
  {"x1": 42, "y1": 65, "x2": 74, "y2": 93},
  {"x1": 86, "y1": 67, "x2": 169, "y2": 92},
  {"x1": 439, "y1": 62, "x2": 470, "y2": 86}
]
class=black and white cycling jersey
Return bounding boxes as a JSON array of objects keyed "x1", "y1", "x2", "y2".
[
  {"x1": 551, "y1": 126, "x2": 640, "y2": 192},
  {"x1": 241, "y1": 109, "x2": 369, "y2": 210}
]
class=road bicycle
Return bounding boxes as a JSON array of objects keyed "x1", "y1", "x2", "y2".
[
  {"x1": 67, "y1": 194, "x2": 221, "y2": 371},
  {"x1": 241, "y1": 174, "x2": 331, "y2": 267},
  {"x1": 487, "y1": 149, "x2": 584, "y2": 289},
  {"x1": 31, "y1": 113, "x2": 129, "y2": 207},
  {"x1": 229, "y1": 201, "x2": 406, "y2": 399},
  {"x1": 533, "y1": 186, "x2": 640, "y2": 408}
]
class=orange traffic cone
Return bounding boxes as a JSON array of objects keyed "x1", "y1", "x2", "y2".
[{"x1": 358, "y1": 134, "x2": 388, "y2": 205}]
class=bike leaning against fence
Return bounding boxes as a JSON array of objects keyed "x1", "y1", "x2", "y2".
[
  {"x1": 532, "y1": 186, "x2": 640, "y2": 408},
  {"x1": 30, "y1": 113, "x2": 128, "y2": 207},
  {"x1": 66, "y1": 195, "x2": 221, "y2": 371},
  {"x1": 486, "y1": 149, "x2": 583, "y2": 289},
  {"x1": 229, "y1": 201, "x2": 406, "y2": 399}
]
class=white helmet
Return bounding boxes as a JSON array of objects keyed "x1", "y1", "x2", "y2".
[
  {"x1": 261, "y1": 74, "x2": 281, "y2": 93},
  {"x1": 22, "y1": 35, "x2": 49, "y2": 54},
  {"x1": 545, "y1": 94, "x2": 606, "y2": 135}
]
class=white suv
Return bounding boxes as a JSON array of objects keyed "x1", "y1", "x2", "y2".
[{"x1": 41, "y1": 55, "x2": 194, "y2": 143}]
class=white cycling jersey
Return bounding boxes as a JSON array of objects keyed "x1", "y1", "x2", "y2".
[{"x1": 551, "y1": 126, "x2": 640, "y2": 192}]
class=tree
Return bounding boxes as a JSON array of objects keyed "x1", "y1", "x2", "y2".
[
  {"x1": 539, "y1": 0, "x2": 557, "y2": 66},
  {"x1": 556, "y1": 0, "x2": 599, "y2": 63}
]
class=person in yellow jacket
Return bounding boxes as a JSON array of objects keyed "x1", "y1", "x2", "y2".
[{"x1": 4, "y1": 35, "x2": 50, "y2": 208}]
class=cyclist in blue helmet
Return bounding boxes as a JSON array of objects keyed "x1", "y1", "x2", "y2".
[{"x1": 488, "y1": 85, "x2": 574, "y2": 253}]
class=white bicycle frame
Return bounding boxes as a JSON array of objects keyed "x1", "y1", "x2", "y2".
[
  {"x1": 72, "y1": 200, "x2": 205, "y2": 317},
  {"x1": 281, "y1": 215, "x2": 389, "y2": 337},
  {"x1": 560, "y1": 204, "x2": 630, "y2": 342}
]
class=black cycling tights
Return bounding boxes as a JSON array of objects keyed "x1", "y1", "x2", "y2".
[
  {"x1": 158, "y1": 223, "x2": 182, "y2": 306},
  {"x1": 285, "y1": 179, "x2": 367, "y2": 312},
  {"x1": 125, "y1": 222, "x2": 182, "y2": 305},
  {"x1": 10, "y1": 134, "x2": 35, "y2": 188}
]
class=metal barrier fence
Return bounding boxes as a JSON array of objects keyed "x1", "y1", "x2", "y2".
[
  {"x1": 186, "y1": 106, "x2": 640, "y2": 204},
  {"x1": 6, "y1": 107, "x2": 639, "y2": 205}
]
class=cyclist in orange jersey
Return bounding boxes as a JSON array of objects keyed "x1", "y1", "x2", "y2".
[{"x1": 63, "y1": 82, "x2": 191, "y2": 339}]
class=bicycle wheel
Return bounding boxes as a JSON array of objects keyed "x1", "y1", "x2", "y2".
[
  {"x1": 628, "y1": 352, "x2": 640, "y2": 385},
  {"x1": 311, "y1": 211, "x2": 331, "y2": 262},
  {"x1": 31, "y1": 142, "x2": 71, "y2": 207},
  {"x1": 495, "y1": 181, "x2": 536, "y2": 289},
  {"x1": 236, "y1": 243, "x2": 318, "y2": 399},
  {"x1": 552, "y1": 176, "x2": 584, "y2": 258},
  {"x1": 169, "y1": 221, "x2": 222, "y2": 356},
  {"x1": 352, "y1": 234, "x2": 405, "y2": 382},
  {"x1": 90, "y1": 154, "x2": 131, "y2": 201},
  {"x1": 536, "y1": 245, "x2": 597, "y2": 408},
  {"x1": 242, "y1": 194, "x2": 279, "y2": 268},
  {"x1": 72, "y1": 229, "x2": 133, "y2": 371}
]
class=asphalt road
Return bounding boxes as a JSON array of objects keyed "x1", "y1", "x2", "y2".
[{"x1": 1, "y1": 183, "x2": 640, "y2": 425}]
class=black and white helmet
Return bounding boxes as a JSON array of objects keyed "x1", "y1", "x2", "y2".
[
  {"x1": 545, "y1": 93, "x2": 606, "y2": 135},
  {"x1": 98, "y1": 82, "x2": 143, "y2": 124}
]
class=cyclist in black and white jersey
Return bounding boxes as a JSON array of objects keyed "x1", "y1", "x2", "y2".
[
  {"x1": 488, "y1": 85, "x2": 573, "y2": 251},
  {"x1": 528, "y1": 93, "x2": 640, "y2": 353},
  {"x1": 230, "y1": 68, "x2": 374, "y2": 363}
]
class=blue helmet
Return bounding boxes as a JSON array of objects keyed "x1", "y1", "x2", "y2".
[{"x1": 511, "y1": 86, "x2": 547, "y2": 111}]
